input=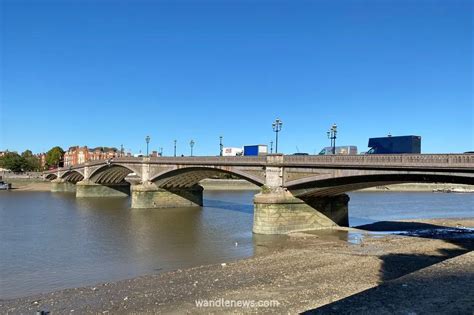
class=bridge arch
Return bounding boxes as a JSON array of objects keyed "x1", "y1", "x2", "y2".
[
  {"x1": 287, "y1": 173, "x2": 474, "y2": 198},
  {"x1": 89, "y1": 164, "x2": 138, "y2": 184},
  {"x1": 45, "y1": 174, "x2": 58, "y2": 180},
  {"x1": 60, "y1": 170, "x2": 84, "y2": 183},
  {"x1": 150, "y1": 166, "x2": 265, "y2": 188}
]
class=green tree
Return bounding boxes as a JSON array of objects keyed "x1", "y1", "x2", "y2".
[
  {"x1": 21, "y1": 150, "x2": 41, "y2": 171},
  {"x1": 45, "y1": 146, "x2": 64, "y2": 168},
  {"x1": 0, "y1": 152, "x2": 24, "y2": 172}
]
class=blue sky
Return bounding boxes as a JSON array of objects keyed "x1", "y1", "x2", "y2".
[{"x1": 1, "y1": 0, "x2": 472, "y2": 155}]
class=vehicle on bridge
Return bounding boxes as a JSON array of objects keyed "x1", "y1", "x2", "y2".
[
  {"x1": 243, "y1": 145, "x2": 268, "y2": 156},
  {"x1": 318, "y1": 146, "x2": 358, "y2": 155},
  {"x1": 222, "y1": 147, "x2": 243, "y2": 156},
  {"x1": 367, "y1": 135, "x2": 421, "y2": 154}
]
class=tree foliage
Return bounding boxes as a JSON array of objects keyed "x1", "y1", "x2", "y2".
[
  {"x1": 0, "y1": 152, "x2": 24, "y2": 172},
  {"x1": 22, "y1": 150, "x2": 41, "y2": 171},
  {"x1": 45, "y1": 146, "x2": 64, "y2": 168},
  {"x1": 0, "y1": 150, "x2": 41, "y2": 172}
]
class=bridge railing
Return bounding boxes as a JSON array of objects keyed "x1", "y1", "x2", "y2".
[
  {"x1": 283, "y1": 154, "x2": 474, "y2": 168},
  {"x1": 145, "y1": 156, "x2": 267, "y2": 165}
]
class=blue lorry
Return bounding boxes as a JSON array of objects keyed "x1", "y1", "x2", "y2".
[
  {"x1": 243, "y1": 145, "x2": 268, "y2": 156},
  {"x1": 367, "y1": 135, "x2": 421, "y2": 154}
]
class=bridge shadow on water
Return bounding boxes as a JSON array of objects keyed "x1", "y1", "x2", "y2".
[
  {"x1": 203, "y1": 198, "x2": 254, "y2": 214},
  {"x1": 303, "y1": 221, "x2": 474, "y2": 314}
]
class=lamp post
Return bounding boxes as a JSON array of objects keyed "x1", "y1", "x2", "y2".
[
  {"x1": 190, "y1": 140, "x2": 195, "y2": 157},
  {"x1": 270, "y1": 141, "x2": 273, "y2": 154},
  {"x1": 219, "y1": 136, "x2": 223, "y2": 156},
  {"x1": 327, "y1": 124, "x2": 338, "y2": 154},
  {"x1": 272, "y1": 118, "x2": 283, "y2": 153},
  {"x1": 145, "y1": 136, "x2": 150, "y2": 157},
  {"x1": 159, "y1": 147, "x2": 163, "y2": 156},
  {"x1": 173, "y1": 140, "x2": 177, "y2": 157}
]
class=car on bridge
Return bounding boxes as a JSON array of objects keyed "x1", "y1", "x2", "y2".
[{"x1": 318, "y1": 146, "x2": 358, "y2": 155}]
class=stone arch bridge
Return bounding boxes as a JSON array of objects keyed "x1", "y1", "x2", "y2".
[{"x1": 44, "y1": 154, "x2": 474, "y2": 234}]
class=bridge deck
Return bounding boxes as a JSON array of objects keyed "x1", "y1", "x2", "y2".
[{"x1": 45, "y1": 154, "x2": 474, "y2": 174}]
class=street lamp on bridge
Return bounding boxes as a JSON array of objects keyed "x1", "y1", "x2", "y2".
[
  {"x1": 272, "y1": 118, "x2": 283, "y2": 153},
  {"x1": 190, "y1": 140, "x2": 195, "y2": 157},
  {"x1": 219, "y1": 136, "x2": 223, "y2": 156},
  {"x1": 270, "y1": 141, "x2": 273, "y2": 154},
  {"x1": 174, "y1": 140, "x2": 177, "y2": 157},
  {"x1": 145, "y1": 136, "x2": 151, "y2": 157},
  {"x1": 327, "y1": 124, "x2": 337, "y2": 154}
]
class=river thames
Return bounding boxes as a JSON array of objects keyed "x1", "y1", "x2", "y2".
[{"x1": 0, "y1": 190, "x2": 473, "y2": 299}]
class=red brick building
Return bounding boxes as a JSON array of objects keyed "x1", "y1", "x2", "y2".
[{"x1": 63, "y1": 146, "x2": 120, "y2": 167}]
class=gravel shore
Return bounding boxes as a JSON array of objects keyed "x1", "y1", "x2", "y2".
[{"x1": 1, "y1": 218, "x2": 472, "y2": 314}]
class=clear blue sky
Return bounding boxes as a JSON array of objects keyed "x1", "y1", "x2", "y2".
[{"x1": 1, "y1": 0, "x2": 472, "y2": 155}]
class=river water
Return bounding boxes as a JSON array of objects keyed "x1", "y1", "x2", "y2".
[{"x1": 0, "y1": 190, "x2": 473, "y2": 299}]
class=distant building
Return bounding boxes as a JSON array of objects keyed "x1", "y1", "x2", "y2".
[
  {"x1": 35, "y1": 153, "x2": 47, "y2": 170},
  {"x1": 64, "y1": 146, "x2": 89, "y2": 166},
  {"x1": 63, "y1": 146, "x2": 120, "y2": 167}
]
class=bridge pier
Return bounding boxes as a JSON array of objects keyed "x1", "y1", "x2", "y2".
[
  {"x1": 131, "y1": 182, "x2": 203, "y2": 209},
  {"x1": 51, "y1": 179, "x2": 76, "y2": 193},
  {"x1": 76, "y1": 180, "x2": 130, "y2": 197},
  {"x1": 302, "y1": 194, "x2": 350, "y2": 227},
  {"x1": 253, "y1": 190, "x2": 349, "y2": 234}
]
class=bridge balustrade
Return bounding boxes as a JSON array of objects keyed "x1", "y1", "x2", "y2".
[
  {"x1": 146, "y1": 156, "x2": 266, "y2": 165},
  {"x1": 283, "y1": 154, "x2": 473, "y2": 167}
]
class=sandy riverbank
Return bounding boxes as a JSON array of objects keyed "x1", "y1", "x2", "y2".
[
  {"x1": 362, "y1": 183, "x2": 474, "y2": 192},
  {"x1": 1, "y1": 218, "x2": 472, "y2": 314},
  {"x1": 4, "y1": 180, "x2": 51, "y2": 192}
]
